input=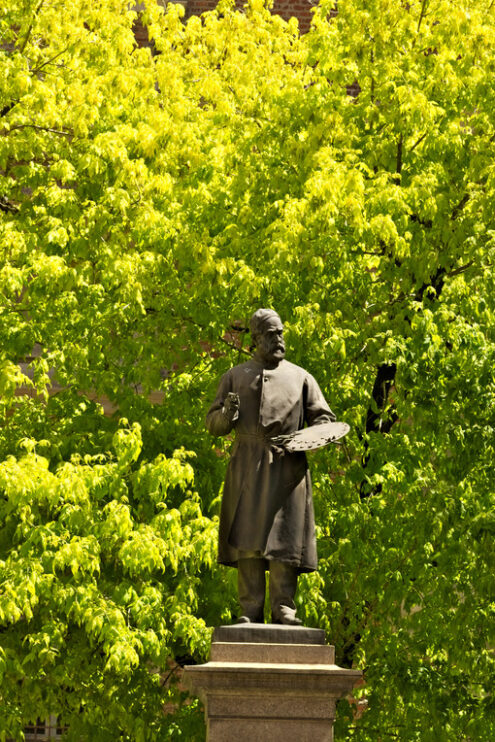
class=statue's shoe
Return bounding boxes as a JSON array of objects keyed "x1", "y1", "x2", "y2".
[
  {"x1": 272, "y1": 607, "x2": 303, "y2": 626},
  {"x1": 272, "y1": 616, "x2": 303, "y2": 626},
  {"x1": 234, "y1": 615, "x2": 264, "y2": 624}
]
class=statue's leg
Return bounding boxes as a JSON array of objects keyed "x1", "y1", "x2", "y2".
[
  {"x1": 237, "y1": 558, "x2": 266, "y2": 623},
  {"x1": 269, "y1": 561, "x2": 302, "y2": 625}
]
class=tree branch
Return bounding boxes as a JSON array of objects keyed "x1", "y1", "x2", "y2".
[
  {"x1": 360, "y1": 263, "x2": 450, "y2": 500},
  {"x1": 360, "y1": 362, "x2": 398, "y2": 500},
  {"x1": 396, "y1": 134, "x2": 403, "y2": 181},
  {"x1": 0, "y1": 196, "x2": 19, "y2": 214},
  {"x1": 415, "y1": 265, "x2": 445, "y2": 302},
  {"x1": 6, "y1": 124, "x2": 73, "y2": 138},
  {"x1": 416, "y1": 0, "x2": 429, "y2": 35},
  {"x1": 0, "y1": 102, "x2": 18, "y2": 118},
  {"x1": 218, "y1": 336, "x2": 251, "y2": 356},
  {"x1": 31, "y1": 47, "x2": 69, "y2": 74},
  {"x1": 451, "y1": 193, "x2": 469, "y2": 220},
  {"x1": 445, "y1": 260, "x2": 475, "y2": 278},
  {"x1": 18, "y1": 0, "x2": 45, "y2": 54},
  {"x1": 409, "y1": 131, "x2": 427, "y2": 154}
]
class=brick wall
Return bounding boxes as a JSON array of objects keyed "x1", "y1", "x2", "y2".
[
  {"x1": 185, "y1": 0, "x2": 319, "y2": 33},
  {"x1": 132, "y1": 0, "x2": 340, "y2": 40},
  {"x1": 270, "y1": 0, "x2": 317, "y2": 34}
]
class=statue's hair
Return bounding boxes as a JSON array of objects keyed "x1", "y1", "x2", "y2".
[{"x1": 249, "y1": 308, "x2": 282, "y2": 338}]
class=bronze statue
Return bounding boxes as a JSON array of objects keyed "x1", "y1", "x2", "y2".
[{"x1": 206, "y1": 309, "x2": 339, "y2": 625}]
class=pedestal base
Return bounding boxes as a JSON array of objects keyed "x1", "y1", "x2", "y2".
[{"x1": 183, "y1": 625, "x2": 362, "y2": 742}]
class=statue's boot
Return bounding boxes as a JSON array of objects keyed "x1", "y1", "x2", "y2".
[
  {"x1": 269, "y1": 560, "x2": 302, "y2": 625},
  {"x1": 237, "y1": 557, "x2": 266, "y2": 623}
]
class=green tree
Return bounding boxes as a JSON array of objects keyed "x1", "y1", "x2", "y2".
[{"x1": 1, "y1": 0, "x2": 495, "y2": 739}]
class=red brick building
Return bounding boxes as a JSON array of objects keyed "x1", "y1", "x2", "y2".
[
  {"x1": 185, "y1": 0, "x2": 318, "y2": 33},
  {"x1": 133, "y1": 0, "x2": 319, "y2": 45}
]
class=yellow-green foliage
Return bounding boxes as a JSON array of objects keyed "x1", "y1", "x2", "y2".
[{"x1": 1, "y1": 0, "x2": 495, "y2": 739}]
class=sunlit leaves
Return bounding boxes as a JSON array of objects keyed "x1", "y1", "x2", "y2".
[
  {"x1": 0, "y1": 424, "x2": 214, "y2": 738},
  {"x1": 1, "y1": 0, "x2": 495, "y2": 738}
]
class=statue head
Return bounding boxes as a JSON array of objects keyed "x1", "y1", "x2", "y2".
[{"x1": 249, "y1": 309, "x2": 285, "y2": 366}]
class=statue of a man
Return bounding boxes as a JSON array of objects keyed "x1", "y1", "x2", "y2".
[{"x1": 206, "y1": 309, "x2": 335, "y2": 625}]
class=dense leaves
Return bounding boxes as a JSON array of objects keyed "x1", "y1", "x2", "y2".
[{"x1": 1, "y1": 0, "x2": 494, "y2": 739}]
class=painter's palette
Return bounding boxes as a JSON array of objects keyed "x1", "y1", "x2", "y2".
[{"x1": 272, "y1": 421, "x2": 350, "y2": 452}]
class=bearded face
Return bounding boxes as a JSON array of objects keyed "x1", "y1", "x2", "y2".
[{"x1": 254, "y1": 316, "x2": 285, "y2": 365}]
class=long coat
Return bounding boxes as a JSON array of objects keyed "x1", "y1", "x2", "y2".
[{"x1": 206, "y1": 358, "x2": 335, "y2": 573}]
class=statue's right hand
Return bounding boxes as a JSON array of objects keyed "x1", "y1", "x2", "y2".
[{"x1": 222, "y1": 392, "x2": 240, "y2": 421}]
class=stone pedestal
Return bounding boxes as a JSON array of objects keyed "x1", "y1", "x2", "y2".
[{"x1": 183, "y1": 625, "x2": 362, "y2": 741}]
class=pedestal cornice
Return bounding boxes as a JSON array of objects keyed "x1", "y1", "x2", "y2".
[{"x1": 183, "y1": 625, "x2": 363, "y2": 741}]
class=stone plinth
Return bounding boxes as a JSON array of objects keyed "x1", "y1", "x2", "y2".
[{"x1": 183, "y1": 624, "x2": 362, "y2": 742}]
